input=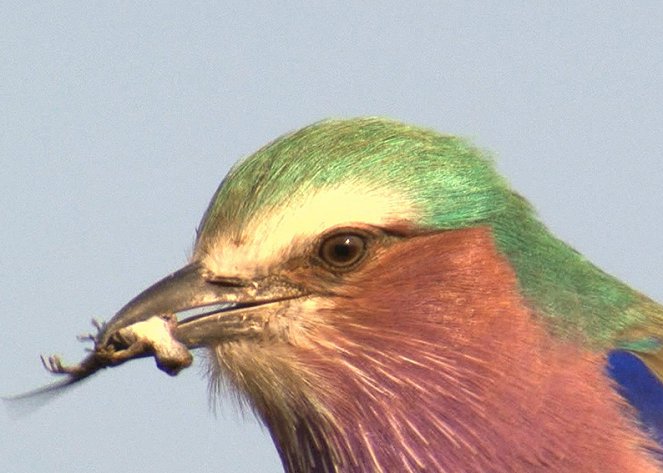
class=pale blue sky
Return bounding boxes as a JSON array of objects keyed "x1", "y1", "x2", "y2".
[{"x1": 2, "y1": 3, "x2": 662, "y2": 472}]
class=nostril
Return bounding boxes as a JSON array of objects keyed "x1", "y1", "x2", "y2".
[{"x1": 207, "y1": 276, "x2": 250, "y2": 287}]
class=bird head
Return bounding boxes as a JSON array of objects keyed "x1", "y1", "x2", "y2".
[{"x1": 45, "y1": 118, "x2": 663, "y2": 472}]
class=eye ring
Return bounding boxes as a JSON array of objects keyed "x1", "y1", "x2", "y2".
[{"x1": 318, "y1": 232, "x2": 368, "y2": 270}]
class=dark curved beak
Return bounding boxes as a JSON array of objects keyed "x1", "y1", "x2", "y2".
[
  {"x1": 98, "y1": 263, "x2": 243, "y2": 347},
  {"x1": 96, "y1": 263, "x2": 305, "y2": 354},
  {"x1": 8, "y1": 262, "x2": 306, "y2": 403},
  {"x1": 98, "y1": 261, "x2": 305, "y2": 352}
]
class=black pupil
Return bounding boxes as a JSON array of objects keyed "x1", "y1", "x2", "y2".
[{"x1": 333, "y1": 238, "x2": 355, "y2": 261}]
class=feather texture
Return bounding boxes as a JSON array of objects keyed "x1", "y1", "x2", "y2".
[
  {"x1": 196, "y1": 117, "x2": 663, "y2": 376},
  {"x1": 206, "y1": 227, "x2": 660, "y2": 472}
]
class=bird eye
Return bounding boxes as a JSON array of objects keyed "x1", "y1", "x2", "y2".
[{"x1": 319, "y1": 233, "x2": 367, "y2": 269}]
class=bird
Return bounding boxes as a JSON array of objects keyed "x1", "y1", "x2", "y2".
[{"x1": 24, "y1": 118, "x2": 663, "y2": 471}]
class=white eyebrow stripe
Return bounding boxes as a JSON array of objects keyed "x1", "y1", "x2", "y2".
[{"x1": 198, "y1": 183, "x2": 418, "y2": 278}]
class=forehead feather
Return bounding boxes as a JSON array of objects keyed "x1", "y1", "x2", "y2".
[
  {"x1": 199, "y1": 182, "x2": 416, "y2": 277},
  {"x1": 194, "y1": 117, "x2": 515, "y2": 268}
]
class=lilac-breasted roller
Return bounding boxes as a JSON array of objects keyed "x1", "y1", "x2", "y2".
[{"x1": 20, "y1": 118, "x2": 663, "y2": 472}]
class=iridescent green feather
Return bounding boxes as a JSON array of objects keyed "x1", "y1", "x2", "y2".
[{"x1": 197, "y1": 117, "x2": 663, "y2": 379}]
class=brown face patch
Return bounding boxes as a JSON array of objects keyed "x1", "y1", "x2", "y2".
[
  {"x1": 333, "y1": 227, "x2": 542, "y2": 355},
  {"x1": 247, "y1": 226, "x2": 659, "y2": 472}
]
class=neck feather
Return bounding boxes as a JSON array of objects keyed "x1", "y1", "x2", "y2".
[{"x1": 219, "y1": 227, "x2": 660, "y2": 472}]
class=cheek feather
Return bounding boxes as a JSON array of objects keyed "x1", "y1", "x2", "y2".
[
  {"x1": 197, "y1": 183, "x2": 419, "y2": 278},
  {"x1": 203, "y1": 226, "x2": 659, "y2": 472},
  {"x1": 303, "y1": 227, "x2": 658, "y2": 472}
]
